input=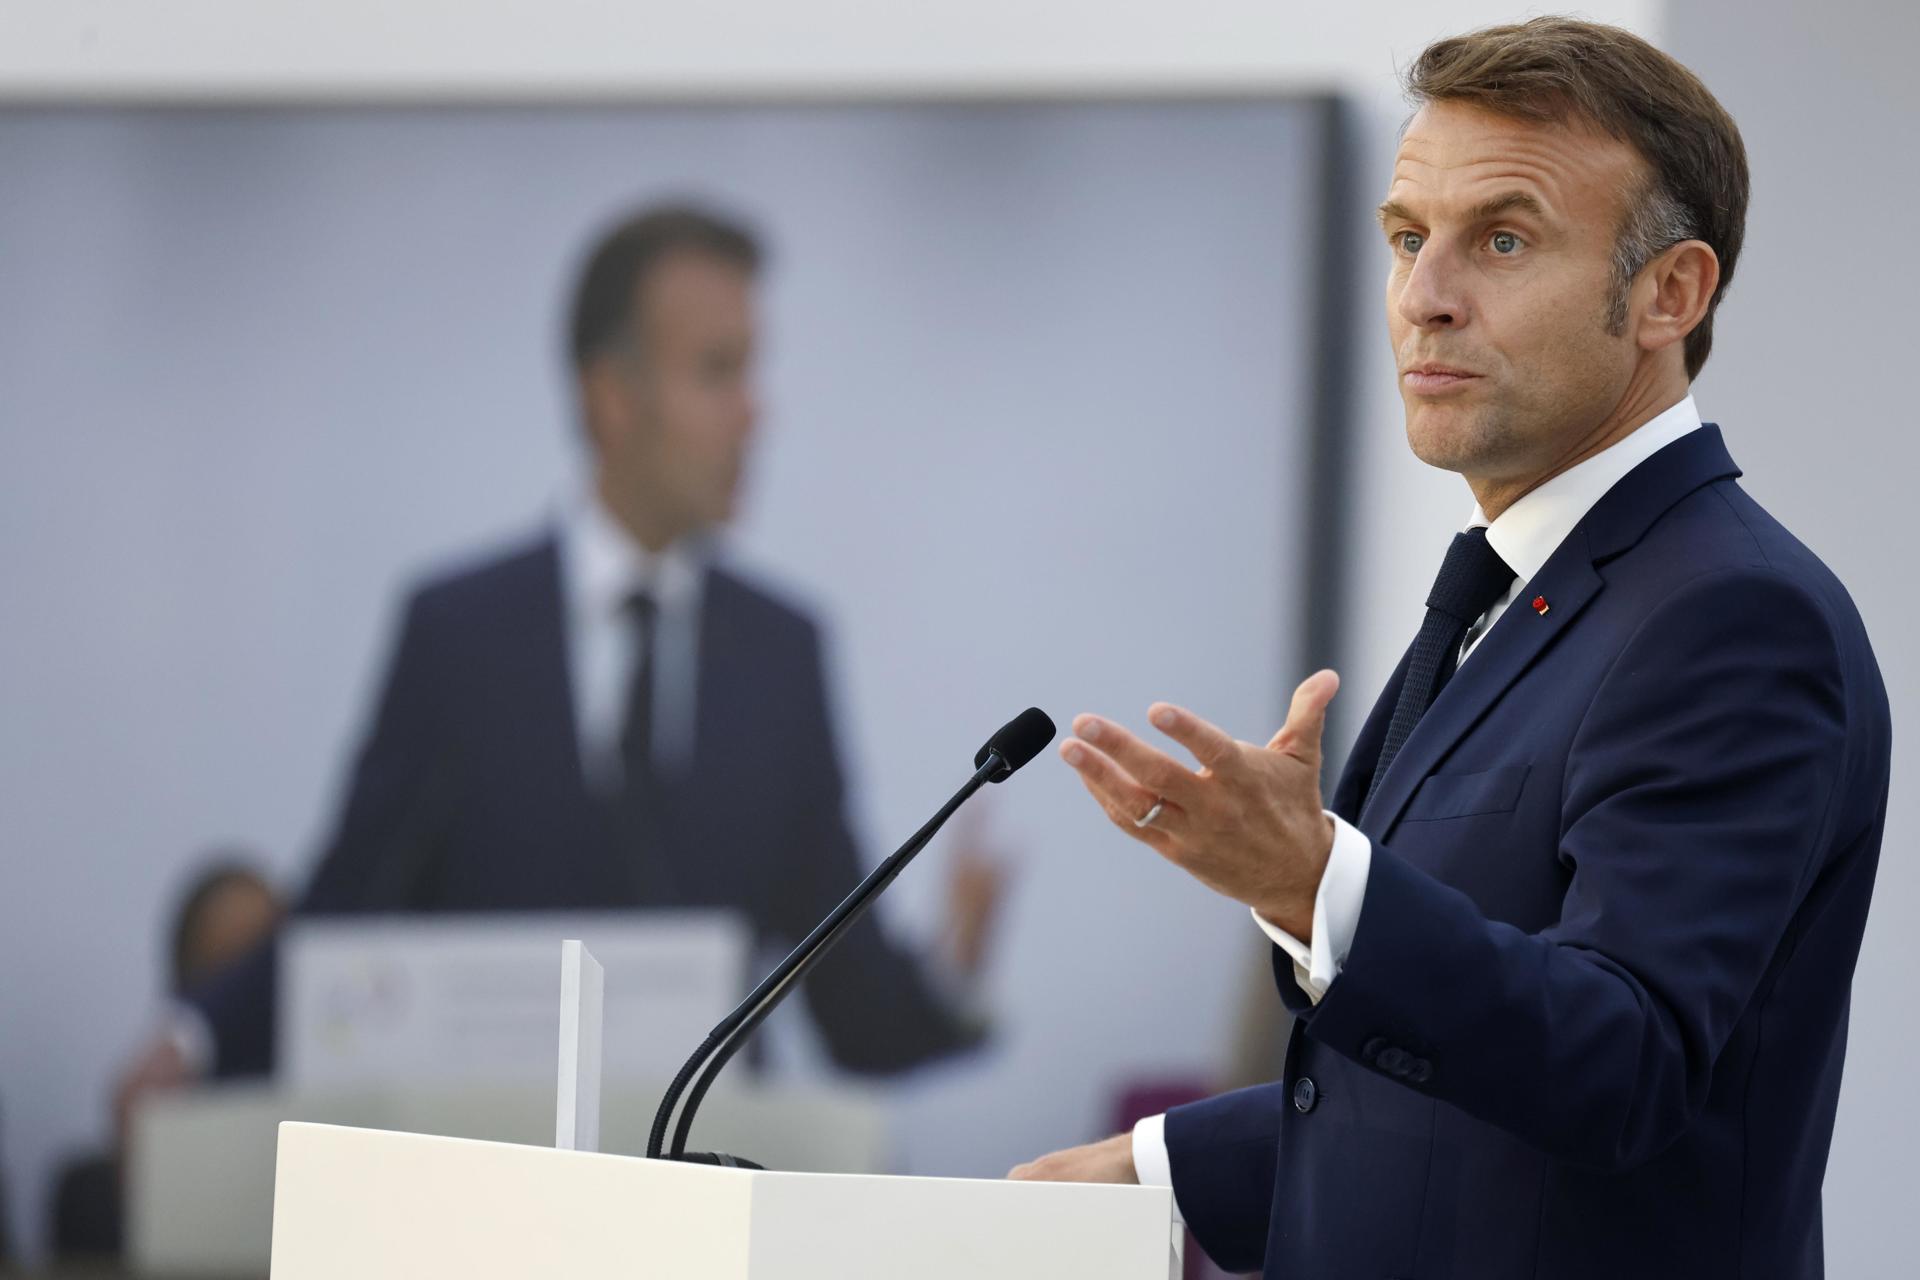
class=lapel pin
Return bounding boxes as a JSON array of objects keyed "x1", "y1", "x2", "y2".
[{"x1": 1532, "y1": 595, "x2": 1550, "y2": 616}]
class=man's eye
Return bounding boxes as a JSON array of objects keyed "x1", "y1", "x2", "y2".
[
  {"x1": 1396, "y1": 231, "x2": 1424, "y2": 255},
  {"x1": 1490, "y1": 231, "x2": 1523, "y2": 254}
]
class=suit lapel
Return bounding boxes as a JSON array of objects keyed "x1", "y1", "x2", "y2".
[
  {"x1": 1351, "y1": 424, "x2": 1743, "y2": 838},
  {"x1": 1357, "y1": 548, "x2": 1603, "y2": 836},
  {"x1": 689, "y1": 567, "x2": 749, "y2": 788},
  {"x1": 525, "y1": 535, "x2": 586, "y2": 793},
  {"x1": 657, "y1": 566, "x2": 752, "y2": 900}
]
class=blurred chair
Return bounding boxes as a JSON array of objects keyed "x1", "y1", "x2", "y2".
[
  {"x1": 49, "y1": 856, "x2": 283, "y2": 1264},
  {"x1": 49, "y1": 1155, "x2": 119, "y2": 1260}
]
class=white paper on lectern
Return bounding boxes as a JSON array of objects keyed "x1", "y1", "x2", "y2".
[
  {"x1": 279, "y1": 911, "x2": 747, "y2": 1090},
  {"x1": 556, "y1": 940, "x2": 603, "y2": 1151}
]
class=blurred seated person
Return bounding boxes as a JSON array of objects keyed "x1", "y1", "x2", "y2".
[
  {"x1": 168, "y1": 862, "x2": 287, "y2": 992},
  {"x1": 60, "y1": 859, "x2": 283, "y2": 1262},
  {"x1": 118, "y1": 203, "x2": 1003, "y2": 1106}
]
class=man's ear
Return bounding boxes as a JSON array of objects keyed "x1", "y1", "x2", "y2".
[
  {"x1": 1635, "y1": 240, "x2": 1720, "y2": 357},
  {"x1": 578, "y1": 358, "x2": 628, "y2": 456}
]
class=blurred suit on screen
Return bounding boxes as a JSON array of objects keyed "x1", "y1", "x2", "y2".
[{"x1": 154, "y1": 205, "x2": 993, "y2": 1082}]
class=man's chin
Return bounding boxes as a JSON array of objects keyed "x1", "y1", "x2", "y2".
[
  {"x1": 710, "y1": 487, "x2": 744, "y2": 528},
  {"x1": 686, "y1": 498, "x2": 739, "y2": 538},
  {"x1": 1404, "y1": 406, "x2": 1492, "y2": 475}
]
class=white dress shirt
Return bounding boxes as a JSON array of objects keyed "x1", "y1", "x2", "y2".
[
  {"x1": 559, "y1": 491, "x2": 709, "y2": 790},
  {"x1": 1133, "y1": 395, "x2": 1707, "y2": 1207}
]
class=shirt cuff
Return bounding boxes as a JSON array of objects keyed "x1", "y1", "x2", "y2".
[
  {"x1": 1251, "y1": 813, "x2": 1373, "y2": 1004},
  {"x1": 1130, "y1": 1113, "x2": 1185, "y2": 1223},
  {"x1": 165, "y1": 1001, "x2": 216, "y2": 1076}
]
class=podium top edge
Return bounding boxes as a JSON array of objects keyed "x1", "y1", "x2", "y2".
[{"x1": 273, "y1": 1122, "x2": 1173, "y2": 1200}]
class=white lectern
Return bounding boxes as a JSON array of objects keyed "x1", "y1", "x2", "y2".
[
  {"x1": 269, "y1": 940, "x2": 1181, "y2": 1277},
  {"x1": 270, "y1": 1121, "x2": 1182, "y2": 1279}
]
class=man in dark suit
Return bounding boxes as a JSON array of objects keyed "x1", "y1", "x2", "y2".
[
  {"x1": 121, "y1": 204, "x2": 997, "y2": 1097},
  {"x1": 1012, "y1": 18, "x2": 1888, "y2": 1279}
]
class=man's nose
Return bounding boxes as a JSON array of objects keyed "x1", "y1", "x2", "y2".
[{"x1": 1397, "y1": 248, "x2": 1467, "y2": 330}]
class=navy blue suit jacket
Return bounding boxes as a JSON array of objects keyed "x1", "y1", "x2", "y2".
[
  {"x1": 1166, "y1": 427, "x2": 1889, "y2": 1278},
  {"x1": 191, "y1": 534, "x2": 979, "y2": 1076}
]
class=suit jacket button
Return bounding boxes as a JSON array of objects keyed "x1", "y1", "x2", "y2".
[
  {"x1": 1362, "y1": 1036, "x2": 1388, "y2": 1062},
  {"x1": 1377, "y1": 1046, "x2": 1408, "y2": 1074},
  {"x1": 1292, "y1": 1077, "x2": 1319, "y2": 1113},
  {"x1": 1407, "y1": 1058, "x2": 1433, "y2": 1084}
]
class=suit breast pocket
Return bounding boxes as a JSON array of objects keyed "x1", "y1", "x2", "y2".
[{"x1": 1401, "y1": 764, "x2": 1530, "y2": 822}]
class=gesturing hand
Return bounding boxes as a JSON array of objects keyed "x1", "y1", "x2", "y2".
[
  {"x1": 942, "y1": 806, "x2": 1009, "y2": 978},
  {"x1": 1059, "y1": 669, "x2": 1341, "y2": 940}
]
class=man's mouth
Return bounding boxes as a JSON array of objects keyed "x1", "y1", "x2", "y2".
[{"x1": 1402, "y1": 363, "x2": 1482, "y2": 394}]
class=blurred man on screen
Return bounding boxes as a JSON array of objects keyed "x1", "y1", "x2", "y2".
[
  {"x1": 1011, "y1": 18, "x2": 1888, "y2": 1279},
  {"x1": 118, "y1": 204, "x2": 1001, "y2": 1103}
]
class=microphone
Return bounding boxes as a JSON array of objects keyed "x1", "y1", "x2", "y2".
[
  {"x1": 646, "y1": 707, "x2": 1056, "y2": 1166},
  {"x1": 974, "y1": 707, "x2": 1056, "y2": 780}
]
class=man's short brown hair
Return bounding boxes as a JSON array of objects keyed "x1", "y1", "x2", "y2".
[
  {"x1": 1406, "y1": 17, "x2": 1748, "y2": 378},
  {"x1": 569, "y1": 202, "x2": 762, "y2": 370}
]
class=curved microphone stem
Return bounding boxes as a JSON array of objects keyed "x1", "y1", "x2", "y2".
[{"x1": 646, "y1": 752, "x2": 1005, "y2": 1162}]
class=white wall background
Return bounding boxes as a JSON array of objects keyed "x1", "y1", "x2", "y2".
[
  {"x1": 0, "y1": 100, "x2": 1323, "y2": 1258},
  {"x1": 22, "y1": 3, "x2": 1916, "y2": 1276},
  {"x1": 1657, "y1": 6, "x2": 1920, "y2": 1274}
]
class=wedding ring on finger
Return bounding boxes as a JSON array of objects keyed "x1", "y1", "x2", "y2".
[{"x1": 1134, "y1": 799, "x2": 1166, "y2": 829}]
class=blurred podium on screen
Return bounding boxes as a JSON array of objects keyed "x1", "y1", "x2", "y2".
[
  {"x1": 132, "y1": 1077, "x2": 894, "y2": 1276},
  {"x1": 278, "y1": 911, "x2": 749, "y2": 1089},
  {"x1": 131, "y1": 917, "x2": 895, "y2": 1277}
]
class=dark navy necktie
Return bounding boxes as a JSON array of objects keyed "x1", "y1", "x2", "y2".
[
  {"x1": 619, "y1": 586, "x2": 693, "y2": 903},
  {"x1": 620, "y1": 589, "x2": 660, "y2": 792},
  {"x1": 616, "y1": 588, "x2": 669, "y2": 888},
  {"x1": 1371, "y1": 527, "x2": 1514, "y2": 793}
]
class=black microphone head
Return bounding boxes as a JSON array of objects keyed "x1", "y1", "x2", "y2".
[{"x1": 974, "y1": 708, "x2": 1057, "y2": 781}]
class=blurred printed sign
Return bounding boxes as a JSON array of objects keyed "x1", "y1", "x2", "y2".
[{"x1": 279, "y1": 912, "x2": 749, "y2": 1090}]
